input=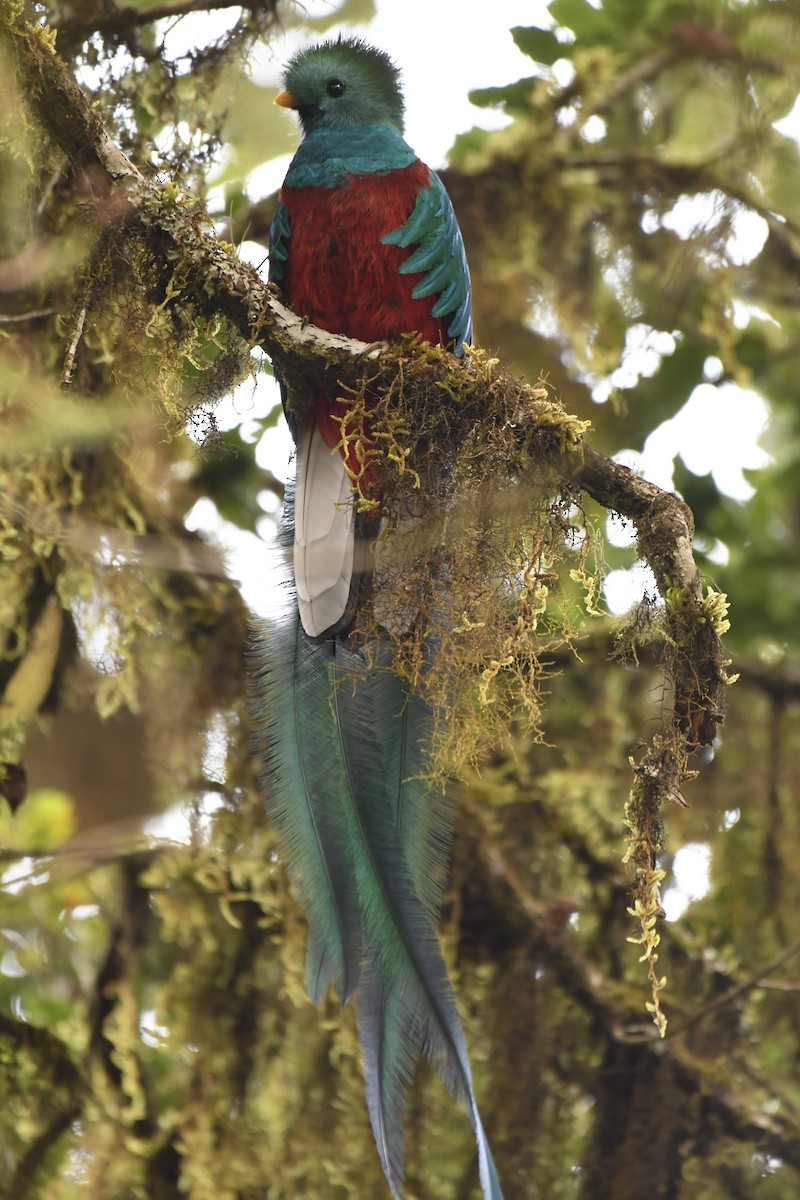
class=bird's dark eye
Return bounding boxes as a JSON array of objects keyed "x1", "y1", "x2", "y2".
[{"x1": 326, "y1": 79, "x2": 346, "y2": 98}]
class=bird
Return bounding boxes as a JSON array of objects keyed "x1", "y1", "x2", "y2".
[{"x1": 250, "y1": 36, "x2": 503, "y2": 1200}]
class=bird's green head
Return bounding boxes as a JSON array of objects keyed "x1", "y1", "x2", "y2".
[{"x1": 276, "y1": 37, "x2": 404, "y2": 136}]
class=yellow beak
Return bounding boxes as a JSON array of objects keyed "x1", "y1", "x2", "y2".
[{"x1": 274, "y1": 90, "x2": 297, "y2": 109}]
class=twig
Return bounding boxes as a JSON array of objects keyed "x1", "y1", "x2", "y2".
[
  {"x1": 0, "y1": 307, "x2": 58, "y2": 323},
  {"x1": 60, "y1": 301, "x2": 86, "y2": 386},
  {"x1": 56, "y1": 0, "x2": 277, "y2": 54}
]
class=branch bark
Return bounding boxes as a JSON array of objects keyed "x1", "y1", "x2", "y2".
[{"x1": 54, "y1": 0, "x2": 280, "y2": 58}]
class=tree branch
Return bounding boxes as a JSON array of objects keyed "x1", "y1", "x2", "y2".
[
  {"x1": 54, "y1": 0, "x2": 280, "y2": 57},
  {"x1": 62, "y1": 0, "x2": 258, "y2": 38}
]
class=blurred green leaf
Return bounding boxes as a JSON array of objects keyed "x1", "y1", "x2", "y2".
[
  {"x1": 547, "y1": 0, "x2": 612, "y2": 41},
  {"x1": 758, "y1": 135, "x2": 800, "y2": 228},
  {"x1": 0, "y1": 788, "x2": 76, "y2": 852},
  {"x1": 661, "y1": 75, "x2": 743, "y2": 165},
  {"x1": 192, "y1": 420, "x2": 282, "y2": 532},
  {"x1": 214, "y1": 76, "x2": 295, "y2": 188},
  {"x1": 468, "y1": 77, "x2": 539, "y2": 114},
  {"x1": 512, "y1": 25, "x2": 567, "y2": 66},
  {"x1": 305, "y1": 0, "x2": 377, "y2": 31}
]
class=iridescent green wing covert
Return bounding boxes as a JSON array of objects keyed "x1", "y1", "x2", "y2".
[{"x1": 382, "y1": 172, "x2": 472, "y2": 354}]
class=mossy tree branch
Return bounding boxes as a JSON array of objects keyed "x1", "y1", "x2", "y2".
[{"x1": 1, "y1": 9, "x2": 728, "y2": 756}]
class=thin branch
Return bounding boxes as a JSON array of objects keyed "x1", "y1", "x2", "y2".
[
  {"x1": 56, "y1": 0, "x2": 278, "y2": 54},
  {"x1": 60, "y1": 300, "x2": 86, "y2": 386},
  {"x1": 0, "y1": 307, "x2": 58, "y2": 323},
  {"x1": 95, "y1": 0, "x2": 251, "y2": 26},
  {"x1": 580, "y1": 446, "x2": 727, "y2": 747},
  {"x1": 560, "y1": 148, "x2": 800, "y2": 244}
]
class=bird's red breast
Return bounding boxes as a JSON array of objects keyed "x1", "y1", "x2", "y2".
[{"x1": 280, "y1": 160, "x2": 450, "y2": 487}]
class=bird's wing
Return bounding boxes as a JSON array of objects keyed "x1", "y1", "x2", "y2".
[
  {"x1": 268, "y1": 199, "x2": 291, "y2": 288},
  {"x1": 382, "y1": 170, "x2": 472, "y2": 354}
]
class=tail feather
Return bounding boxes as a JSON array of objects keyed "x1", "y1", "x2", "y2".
[
  {"x1": 250, "y1": 615, "x2": 361, "y2": 1002},
  {"x1": 358, "y1": 975, "x2": 504, "y2": 1200},
  {"x1": 294, "y1": 420, "x2": 356, "y2": 639},
  {"x1": 333, "y1": 637, "x2": 504, "y2": 1200},
  {"x1": 252, "y1": 503, "x2": 503, "y2": 1198}
]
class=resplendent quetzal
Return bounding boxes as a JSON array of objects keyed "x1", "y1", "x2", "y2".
[{"x1": 251, "y1": 37, "x2": 503, "y2": 1200}]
